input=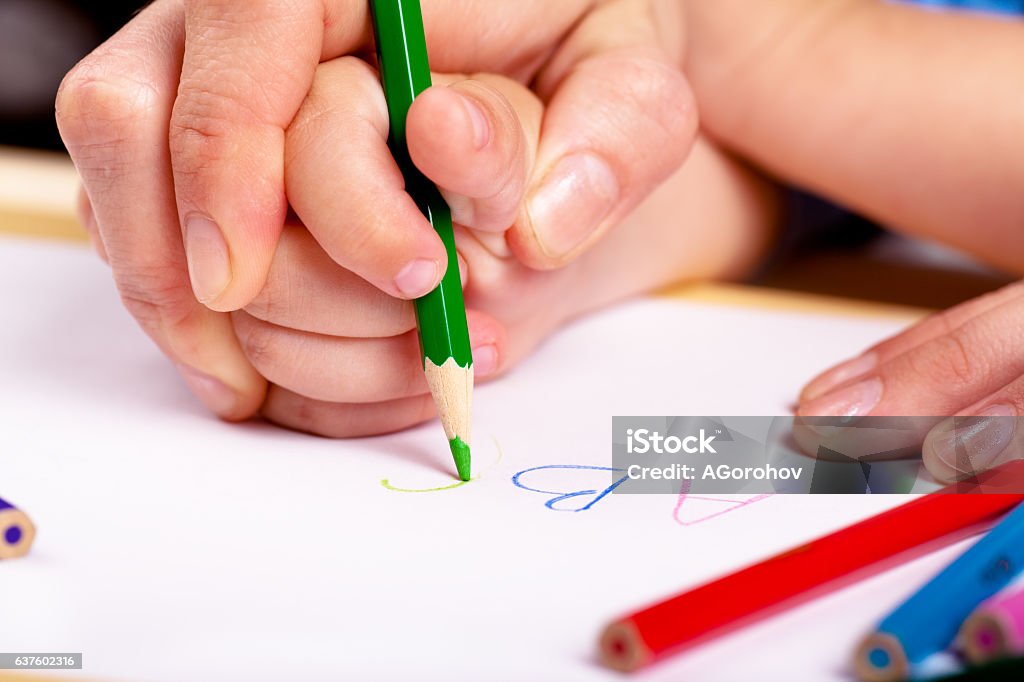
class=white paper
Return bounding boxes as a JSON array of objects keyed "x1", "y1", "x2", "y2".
[{"x1": 0, "y1": 236, "x2": 972, "y2": 682}]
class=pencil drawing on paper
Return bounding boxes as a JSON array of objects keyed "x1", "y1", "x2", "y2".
[
  {"x1": 380, "y1": 478, "x2": 472, "y2": 493},
  {"x1": 673, "y1": 477, "x2": 772, "y2": 526},
  {"x1": 511, "y1": 465, "x2": 630, "y2": 512},
  {"x1": 380, "y1": 437, "x2": 504, "y2": 493},
  {"x1": 510, "y1": 463, "x2": 772, "y2": 523}
]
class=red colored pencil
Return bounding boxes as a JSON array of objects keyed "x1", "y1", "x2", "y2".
[{"x1": 599, "y1": 462, "x2": 1024, "y2": 672}]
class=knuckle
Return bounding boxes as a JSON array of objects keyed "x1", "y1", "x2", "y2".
[
  {"x1": 874, "y1": 309, "x2": 956, "y2": 358},
  {"x1": 579, "y1": 52, "x2": 696, "y2": 180},
  {"x1": 244, "y1": 268, "x2": 290, "y2": 324},
  {"x1": 339, "y1": 207, "x2": 388, "y2": 258},
  {"x1": 261, "y1": 387, "x2": 321, "y2": 436},
  {"x1": 285, "y1": 96, "x2": 338, "y2": 163},
  {"x1": 115, "y1": 263, "x2": 195, "y2": 333},
  {"x1": 56, "y1": 60, "x2": 159, "y2": 148},
  {"x1": 175, "y1": 41, "x2": 278, "y2": 126},
  {"x1": 291, "y1": 395, "x2": 321, "y2": 435},
  {"x1": 317, "y1": 56, "x2": 386, "y2": 119},
  {"x1": 168, "y1": 89, "x2": 241, "y2": 172},
  {"x1": 243, "y1": 292, "x2": 275, "y2": 324},
  {"x1": 288, "y1": 57, "x2": 385, "y2": 150},
  {"x1": 626, "y1": 58, "x2": 697, "y2": 161},
  {"x1": 234, "y1": 314, "x2": 279, "y2": 370},
  {"x1": 283, "y1": 393, "x2": 325, "y2": 436},
  {"x1": 169, "y1": 52, "x2": 292, "y2": 172},
  {"x1": 913, "y1": 330, "x2": 987, "y2": 394}
]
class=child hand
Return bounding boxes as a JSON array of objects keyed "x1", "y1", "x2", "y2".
[
  {"x1": 798, "y1": 282, "x2": 1024, "y2": 482},
  {"x1": 234, "y1": 52, "x2": 773, "y2": 436},
  {"x1": 56, "y1": 0, "x2": 695, "y2": 421}
]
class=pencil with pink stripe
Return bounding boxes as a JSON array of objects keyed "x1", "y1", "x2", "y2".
[{"x1": 960, "y1": 585, "x2": 1024, "y2": 663}]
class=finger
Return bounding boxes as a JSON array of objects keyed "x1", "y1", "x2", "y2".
[
  {"x1": 244, "y1": 221, "x2": 417, "y2": 338},
  {"x1": 922, "y1": 373, "x2": 1024, "y2": 481},
  {"x1": 801, "y1": 282, "x2": 1024, "y2": 401},
  {"x1": 510, "y1": 0, "x2": 697, "y2": 268},
  {"x1": 923, "y1": 411, "x2": 1023, "y2": 484},
  {"x1": 169, "y1": 0, "x2": 327, "y2": 311},
  {"x1": 56, "y1": 0, "x2": 265, "y2": 419},
  {"x1": 284, "y1": 56, "x2": 448, "y2": 300},
  {"x1": 408, "y1": 75, "x2": 542, "y2": 232},
  {"x1": 261, "y1": 385, "x2": 436, "y2": 438},
  {"x1": 798, "y1": 296, "x2": 1024, "y2": 418},
  {"x1": 232, "y1": 309, "x2": 505, "y2": 403},
  {"x1": 791, "y1": 417, "x2": 942, "y2": 464},
  {"x1": 76, "y1": 185, "x2": 108, "y2": 264}
]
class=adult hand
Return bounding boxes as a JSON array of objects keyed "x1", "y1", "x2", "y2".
[
  {"x1": 798, "y1": 282, "x2": 1024, "y2": 482},
  {"x1": 56, "y1": 0, "x2": 696, "y2": 420}
]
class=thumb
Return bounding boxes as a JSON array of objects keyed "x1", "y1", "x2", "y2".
[{"x1": 510, "y1": 1, "x2": 697, "y2": 269}]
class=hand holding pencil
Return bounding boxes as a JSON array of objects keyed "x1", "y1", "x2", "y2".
[{"x1": 56, "y1": 0, "x2": 701, "y2": 455}]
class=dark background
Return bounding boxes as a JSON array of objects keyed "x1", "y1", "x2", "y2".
[{"x1": 0, "y1": 0, "x2": 143, "y2": 151}]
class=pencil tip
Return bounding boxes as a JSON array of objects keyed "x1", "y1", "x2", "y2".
[{"x1": 450, "y1": 436, "x2": 471, "y2": 481}]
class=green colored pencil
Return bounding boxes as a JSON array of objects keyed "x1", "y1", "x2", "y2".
[{"x1": 369, "y1": 0, "x2": 473, "y2": 481}]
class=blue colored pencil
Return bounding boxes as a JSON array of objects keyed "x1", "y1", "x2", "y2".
[{"x1": 853, "y1": 501, "x2": 1024, "y2": 681}]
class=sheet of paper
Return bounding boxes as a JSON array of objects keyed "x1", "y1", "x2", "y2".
[{"x1": 0, "y1": 236, "x2": 968, "y2": 682}]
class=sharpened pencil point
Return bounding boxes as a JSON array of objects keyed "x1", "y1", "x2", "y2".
[{"x1": 450, "y1": 436, "x2": 471, "y2": 481}]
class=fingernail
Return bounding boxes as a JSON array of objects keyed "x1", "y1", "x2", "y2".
[
  {"x1": 175, "y1": 363, "x2": 237, "y2": 415},
  {"x1": 473, "y1": 345, "x2": 498, "y2": 377},
  {"x1": 802, "y1": 352, "x2": 878, "y2": 402},
  {"x1": 184, "y1": 215, "x2": 231, "y2": 305},
  {"x1": 931, "y1": 405, "x2": 1016, "y2": 476},
  {"x1": 456, "y1": 92, "x2": 490, "y2": 150},
  {"x1": 527, "y1": 153, "x2": 619, "y2": 259},
  {"x1": 797, "y1": 377, "x2": 883, "y2": 419},
  {"x1": 394, "y1": 259, "x2": 441, "y2": 298}
]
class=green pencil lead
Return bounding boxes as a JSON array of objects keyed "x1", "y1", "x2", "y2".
[{"x1": 450, "y1": 436, "x2": 471, "y2": 481}]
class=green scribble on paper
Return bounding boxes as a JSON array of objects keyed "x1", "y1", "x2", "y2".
[
  {"x1": 380, "y1": 479, "x2": 471, "y2": 493},
  {"x1": 381, "y1": 437, "x2": 503, "y2": 493}
]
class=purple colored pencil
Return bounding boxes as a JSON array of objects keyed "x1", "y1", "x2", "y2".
[{"x1": 0, "y1": 496, "x2": 36, "y2": 559}]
